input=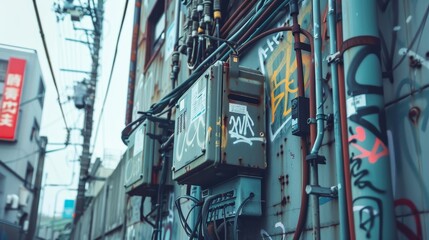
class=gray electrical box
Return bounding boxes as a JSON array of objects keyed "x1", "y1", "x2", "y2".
[
  {"x1": 124, "y1": 119, "x2": 167, "y2": 196},
  {"x1": 204, "y1": 176, "x2": 262, "y2": 221},
  {"x1": 172, "y1": 60, "x2": 266, "y2": 187}
]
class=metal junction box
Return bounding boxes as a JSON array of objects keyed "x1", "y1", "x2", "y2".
[
  {"x1": 205, "y1": 176, "x2": 262, "y2": 222},
  {"x1": 173, "y1": 60, "x2": 266, "y2": 187},
  {"x1": 124, "y1": 119, "x2": 168, "y2": 196}
]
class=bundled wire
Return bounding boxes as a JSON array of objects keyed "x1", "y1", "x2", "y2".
[
  {"x1": 175, "y1": 195, "x2": 201, "y2": 237},
  {"x1": 120, "y1": 0, "x2": 290, "y2": 145},
  {"x1": 233, "y1": 193, "x2": 255, "y2": 240},
  {"x1": 202, "y1": 194, "x2": 222, "y2": 240}
]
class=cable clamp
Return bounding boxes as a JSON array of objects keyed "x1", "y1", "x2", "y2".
[
  {"x1": 307, "y1": 118, "x2": 316, "y2": 124},
  {"x1": 326, "y1": 51, "x2": 341, "y2": 64},
  {"x1": 305, "y1": 185, "x2": 338, "y2": 198}
]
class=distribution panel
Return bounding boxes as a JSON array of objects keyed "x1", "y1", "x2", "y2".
[
  {"x1": 172, "y1": 60, "x2": 266, "y2": 187},
  {"x1": 124, "y1": 119, "x2": 167, "y2": 196},
  {"x1": 205, "y1": 176, "x2": 261, "y2": 222}
]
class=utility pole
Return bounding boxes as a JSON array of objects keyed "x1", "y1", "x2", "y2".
[
  {"x1": 73, "y1": 0, "x2": 104, "y2": 223},
  {"x1": 342, "y1": 0, "x2": 396, "y2": 239},
  {"x1": 27, "y1": 136, "x2": 48, "y2": 240}
]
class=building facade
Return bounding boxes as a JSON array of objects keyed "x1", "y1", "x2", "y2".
[
  {"x1": 72, "y1": 0, "x2": 429, "y2": 239},
  {"x1": 0, "y1": 44, "x2": 45, "y2": 234}
]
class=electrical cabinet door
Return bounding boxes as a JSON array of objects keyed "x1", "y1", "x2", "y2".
[{"x1": 173, "y1": 60, "x2": 266, "y2": 187}]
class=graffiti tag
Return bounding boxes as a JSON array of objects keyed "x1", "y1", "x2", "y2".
[{"x1": 229, "y1": 108, "x2": 264, "y2": 145}]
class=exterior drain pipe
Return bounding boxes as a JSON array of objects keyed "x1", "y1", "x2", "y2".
[
  {"x1": 342, "y1": 1, "x2": 396, "y2": 239},
  {"x1": 327, "y1": 0, "x2": 348, "y2": 239},
  {"x1": 306, "y1": 0, "x2": 325, "y2": 239},
  {"x1": 125, "y1": 0, "x2": 142, "y2": 125}
]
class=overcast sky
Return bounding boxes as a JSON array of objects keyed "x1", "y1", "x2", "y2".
[{"x1": 0, "y1": 0, "x2": 134, "y2": 217}]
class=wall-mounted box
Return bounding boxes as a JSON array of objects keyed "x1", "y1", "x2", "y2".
[
  {"x1": 124, "y1": 119, "x2": 170, "y2": 196},
  {"x1": 204, "y1": 176, "x2": 262, "y2": 222},
  {"x1": 172, "y1": 60, "x2": 266, "y2": 187}
]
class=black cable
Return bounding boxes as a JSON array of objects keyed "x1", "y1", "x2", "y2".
[
  {"x1": 32, "y1": 0, "x2": 69, "y2": 131},
  {"x1": 121, "y1": 0, "x2": 285, "y2": 142},
  {"x1": 392, "y1": 2, "x2": 429, "y2": 70},
  {"x1": 213, "y1": 216, "x2": 221, "y2": 240},
  {"x1": 154, "y1": 149, "x2": 170, "y2": 240},
  {"x1": 176, "y1": 196, "x2": 199, "y2": 236},
  {"x1": 92, "y1": 0, "x2": 129, "y2": 151},
  {"x1": 189, "y1": 205, "x2": 202, "y2": 240},
  {"x1": 140, "y1": 196, "x2": 157, "y2": 228},
  {"x1": 233, "y1": 193, "x2": 255, "y2": 240},
  {"x1": 185, "y1": 204, "x2": 199, "y2": 231},
  {"x1": 200, "y1": 34, "x2": 238, "y2": 54},
  {"x1": 202, "y1": 194, "x2": 222, "y2": 240}
]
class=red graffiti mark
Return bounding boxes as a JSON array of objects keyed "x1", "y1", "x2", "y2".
[
  {"x1": 349, "y1": 126, "x2": 366, "y2": 142},
  {"x1": 349, "y1": 126, "x2": 389, "y2": 164},
  {"x1": 394, "y1": 199, "x2": 422, "y2": 240}
]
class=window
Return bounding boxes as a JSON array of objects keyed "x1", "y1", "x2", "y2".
[
  {"x1": 25, "y1": 163, "x2": 34, "y2": 188},
  {"x1": 0, "y1": 60, "x2": 8, "y2": 101},
  {"x1": 38, "y1": 78, "x2": 45, "y2": 107},
  {"x1": 30, "y1": 119, "x2": 39, "y2": 141},
  {"x1": 145, "y1": 0, "x2": 165, "y2": 69}
]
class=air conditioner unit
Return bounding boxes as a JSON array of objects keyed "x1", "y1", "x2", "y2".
[
  {"x1": 124, "y1": 119, "x2": 172, "y2": 196},
  {"x1": 19, "y1": 186, "x2": 30, "y2": 207},
  {"x1": 6, "y1": 194, "x2": 19, "y2": 209},
  {"x1": 172, "y1": 59, "x2": 266, "y2": 187}
]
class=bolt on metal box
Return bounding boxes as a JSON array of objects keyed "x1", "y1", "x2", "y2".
[
  {"x1": 124, "y1": 119, "x2": 170, "y2": 196},
  {"x1": 172, "y1": 60, "x2": 266, "y2": 187}
]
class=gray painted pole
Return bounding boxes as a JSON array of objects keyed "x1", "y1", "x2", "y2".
[
  {"x1": 310, "y1": 0, "x2": 324, "y2": 239},
  {"x1": 327, "y1": 0, "x2": 348, "y2": 239},
  {"x1": 342, "y1": 1, "x2": 396, "y2": 239}
]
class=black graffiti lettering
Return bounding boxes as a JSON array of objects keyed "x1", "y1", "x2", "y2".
[
  {"x1": 350, "y1": 154, "x2": 385, "y2": 194},
  {"x1": 359, "y1": 205, "x2": 376, "y2": 238},
  {"x1": 353, "y1": 196, "x2": 383, "y2": 239}
]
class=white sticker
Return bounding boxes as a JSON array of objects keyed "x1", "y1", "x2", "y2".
[
  {"x1": 229, "y1": 103, "x2": 247, "y2": 115},
  {"x1": 346, "y1": 94, "x2": 366, "y2": 117},
  {"x1": 164, "y1": 22, "x2": 176, "y2": 62},
  {"x1": 134, "y1": 126, "x2": 144, "y2": 157},
  {"x1": 190, "y1": 83, "x2": 206, "y2": 121}
]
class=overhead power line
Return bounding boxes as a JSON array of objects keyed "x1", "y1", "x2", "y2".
[
  {"x1": 32, "y1": 0, "x2": 70, "y2": 131},
  {"x1": 92, "y1": 0, "x2": 129, "y2": 151}
]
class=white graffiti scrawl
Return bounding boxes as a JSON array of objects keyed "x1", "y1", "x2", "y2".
[{"x1": 228, "y1": 103, "x2": 264, "y2": 145}]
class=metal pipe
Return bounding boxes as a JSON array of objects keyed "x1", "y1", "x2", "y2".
[
  {"x1": 290, "y1": 1, "x2": 309, "y2": 239},
  {"x1": 335, "y1": 0, "x2": 356, "y2": 238},
  {"x1": 310, "y1": 162, "x2": 320, "y2": 240},
  {"x1": 310, "y1": 0, "x2": 324, "y2": 239},
  {"x1": 342, "y1": 1, "x2": 396, "y2": 239},
  {"x1": 174, "y1": 0, "x2": 181, "y2": 48},
  {"x1": 327, "y1": 0, "x2": 348, "y2": 239},
  {"x1": 310, "y1": 0, "x2": 325, "y2": 156},
  {"x1": 125, "y1": 0, "x2": 142, "y2": 125}
]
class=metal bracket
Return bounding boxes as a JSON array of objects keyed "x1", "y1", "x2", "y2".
[
  {"x1": 307, "y1": 118, "x2": 316, "y2": 124},
  {"x1": 305, "y1": 185, "x2": 338, "y2": 198},
  {"x1": 306, "y1": 153, "x2": 326, "y2": 164},
  {"x1": 326, "y1": 51, "x2": 341, "y2": 64},
  {"x1": 307, "y1": 114, "x2": 328, "y2": 125}
]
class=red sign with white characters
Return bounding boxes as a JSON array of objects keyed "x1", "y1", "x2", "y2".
[{"x1": 0, "y1": 58, "x2": 26, "y2": 141}]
